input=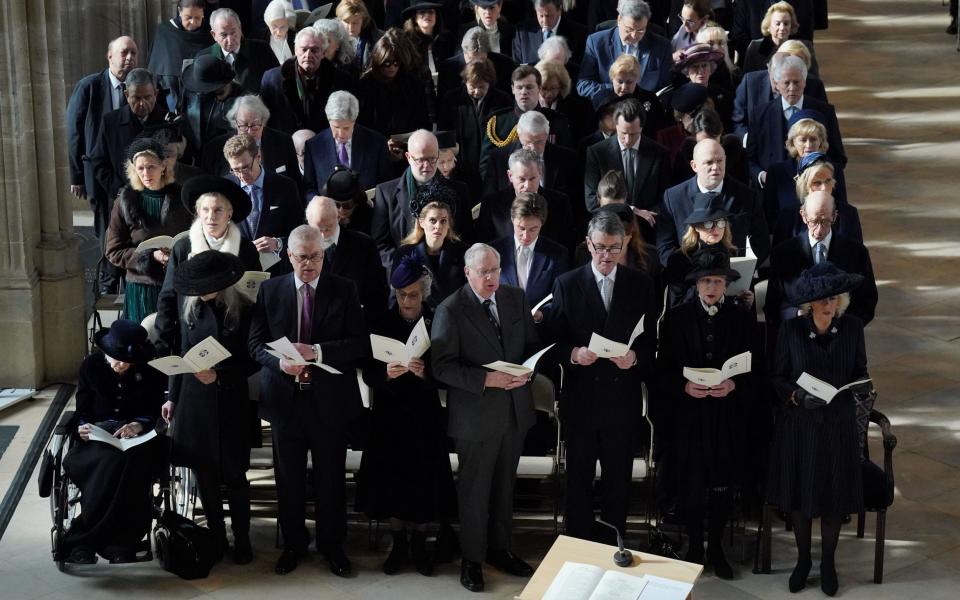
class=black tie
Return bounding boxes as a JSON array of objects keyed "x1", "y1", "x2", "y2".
[
  {"x1": 483, "y1": 299, "x2": 502, "y2": 345},
  {"x1": 324, "y1": 243, "x2": 337, "y2": 268}
]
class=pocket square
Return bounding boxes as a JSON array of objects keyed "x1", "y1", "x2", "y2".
[
  {"x1": 275, "y1": 165, "x2": 287, "y2": 173},
  {"x1": 269, "y1": 205, "x2": 279, "y2": 210}
]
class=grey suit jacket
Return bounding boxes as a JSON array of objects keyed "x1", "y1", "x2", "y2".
[{"x1": 432, "y1": 284, "x2": 540, "y2": 442}]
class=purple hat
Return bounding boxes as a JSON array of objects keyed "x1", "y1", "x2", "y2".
[{"x1": 390, "y1": 253, "x2": 429, "y2": 289}]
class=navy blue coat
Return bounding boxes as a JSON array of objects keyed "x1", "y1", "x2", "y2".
[
  {"x1": 201, "y1": 127, "x2": 302, "y2": 196},
  {"x1": 732, "y1": 70, "x2": 828, "y2": 139},
  {"x1": 226, "y1": 170, "x2": 303, "y2": 275},
  {"x1": 491, "y1": 234, "x2": 569, "y2": 309},
  {"x1": 577, "y1": 27, "x2": 672, "y2": 98},
  {"x1": 90, "y1": 104, "x2": 169, "y2": 203},
  {"x1": 302, "y1": 125, "x2": 392, "y2": 204},
  {"x1": 512, "y1": 17, "x2": 588, "y2": 65},
  {"x1": 67, "y1": 69, "x2": 115, "y2": 205}
]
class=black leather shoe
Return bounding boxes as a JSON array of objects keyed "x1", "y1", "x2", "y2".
[
  {"x1": 460, "y1": 560, "x2": 484, "y2": 592},
  {"x1": 486, "y1": 549, "x2": 534, "y2": 577},
  {"x1": 275, "y1": 548, "x2": 305, "y2": 575},
  {"x1": 947, "y1": 17, "x2": 958, "y2": 35},
  {"x1": 820, "y1": 560, "x2": 839, "y2": 596},
  {"x1": 67, "y1": 546, "x2": 97, "y2": 564},
  {"x1": 233, "y1": 535, "x2": 253, "y2": 565},
  {"x1": 321, "y1": 545, "x2": 353, "y2": 578},
  {"x1": 709, "y1": 547, "x2": 735, "y2": 580},
  {"x1": 410, "y1": 531, "x2": 433, "y2": 576},
  {"x1": 383, "y1": 531, "x2": 409, "y2": 575}
]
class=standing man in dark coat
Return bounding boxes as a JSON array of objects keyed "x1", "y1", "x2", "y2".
[
  {"x1": 249, "y1": 224, "x2": 368, "y2": 577},
  {"x1": 512, "y1": 0, "x2": 588, "y2": 64},
  {"x1": 432, "y1": 243, "x2": 540, "y2": 593},
  {"x1": 197, "y1": 7, "x2": 277, "y2": 93},
  {"x1": 547, "y1": 211, "x2": 658, "y2": 545}
]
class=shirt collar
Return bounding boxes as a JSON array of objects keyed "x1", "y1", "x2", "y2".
[
  {"x1": 246, "y1": 166, "x2": 266, "y2": 191},
  {"x1": 108, "y1": 70, "x2": 123, "y2": 90},
  {"x1": 619, "y1": 139, "x2": 641, "y2": 152},
  {"x1": 515, "y1": 236, "x2": 537, "y2": 253},
  {"x1": 471, "y1": 288, "x2": 496, "y2": 306},
  {"x1": 590, "y1": 262, "x2": 617, "y2": 284},
  {"x1": 697, "y1": 180, "x2": 724, "y2": 195},
  {"x1": 809, "y1": 230, "x2": 832, "y2": 251},
  {"x1": 294, "y1": 274, "x2": 319, "y2": 291},
  {"x1": 781, "y1": 96, "x2": 804, "y2": 111}
]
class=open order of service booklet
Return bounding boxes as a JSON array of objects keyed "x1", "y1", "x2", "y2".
[
  {"x1": 265, "y1": 336, "x2": 343, "y2": 374},
  {"x1": 542, "y1": 561, "x2": 694, "y2": 600},
  {"x1": 234, "y1": 271, "x2": 271, "y2": 302},
  {"x1": 588, "y1": 316, "x2": 645, "y2": 359},
  {"x1": 148, "y1": 336, "x2": 231, "y2": 375},
  {"x1": 683, "y1": 351, "x2": 753, "y2": 387},
  {"x1": 134, "y1": 230, "x2": 188, "y2": 252},
  {"x1": 370, "y1": 317, "x2": 430, "y2": 364},
  {"x1": 725, "y1": 257, "x2": 757, "y2": 296},
  {"x1": 484, "y1": 344, "x2": 556, "y2": 377},
  {"x1": 796, "y1": 372, "x2": 872, "y2": 404},
  {"x1": 87, "y1": 424, "x2": 158, "y2": 452}
]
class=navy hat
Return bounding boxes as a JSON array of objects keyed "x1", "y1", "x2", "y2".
[
  {"x1": 173, "y1": 250, "x2": 246, "y2": 296},
  {"x1": 674, "y1": 43, "x2": 724, "y2": 72},
  {"x1": 786, "y1": 108, "x2": 827, "y2": 131},
  {"x1": 402, "y1": 2, "x2": 443, "y2": 20},
  {"x1": 322, "y1": 166, "x2": 363, "y2": 203},
  {"x1": 181, "y1": 175, "x2": 251, "y2": 223},
  {"x1": 797, "y1": 151, "x2": 831, "y2": 176},
  {"x1": 671, "y1": 82, "x2": 709, "y2": 114},
  {"x1": 683, "y1": 192, "x2": 732, "y2": 226},
  {"x1": 94, "y1": 319, "x2": 156, "y2": 364},
  {"x1": 126, "y1": 137, "x2": 166, "y2": 164},
  {"x1": 685, "y1": 245, "x2": 740, "y2": 283},
  {"x1": 182, "y1": 55, "x2": 235, "y2": 93},
  {"x1": 789, "y1": 261, "x2": 863, "y2": 305},
  {"x1": 390, "y1": 253, "x2": 429, "y2": 289}
]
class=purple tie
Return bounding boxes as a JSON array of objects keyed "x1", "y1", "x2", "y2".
[
  {"x1": 299, "y1": 284, "x2": 313, "y2": 343},
  {"x1": 338, "y1": 142, "x2": 349, "y2": 167}
]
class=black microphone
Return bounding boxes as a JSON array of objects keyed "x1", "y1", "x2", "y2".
[{"x1": 596, "y1": 519, "x2": 634, "y2": 567}]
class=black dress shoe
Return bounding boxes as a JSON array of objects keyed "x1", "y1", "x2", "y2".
[
  {"x1": 947, "y1": 17, "x2": 958, "y2": 35},
  {"x1": 383, "y1": 530, "x2": 409, "y2": 575},
  {"x1": 789, "y1": 557, "x2": 811, "y2": 592},
  {"x1": 820, "y1": 560, "x2": 839, "y2": 596},
  {"x1": 233, "y1": 535, "x2": 253, "y2": 565},
  {"x1": 460, "y1": 560, "x2": 484, "y2": 592},
  {"x1": 275, "y1": 548, "x2": 305, "y2": 575},
  {"x1": 67, "y1": 546, "x2": 97, "y2": 564},
  {"x1": 321, "y1": 545, "x2": 353, "y2": 578},
  {"x1": 410, "y1": 531, "x2": 433, "y2": 576},
  {"x1": 708, "y1": 547, "x2": 735, "y2": 580},
  {"x1": 486, "y1": 548, "x2": 534, "y2": 577}
]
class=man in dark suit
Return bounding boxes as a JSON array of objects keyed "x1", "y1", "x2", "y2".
[
  {"x1": 67, "y1": 36, "x2": 139, "y2": 234},
  {"x1": 490, "y1": 193, "x2": 570, "y2": 320},
  {"x1": 436, "y1": 27, "x2": 517, "y2": 102},
  {"x1": 731, "y1": 52, "x2": 827, "y2": 140},
  {"x1": 747, "y1": 56, "x2": 845, "y2": 185},
  {"x1": 306, "y1": 196, "x2": 388, "y2": 317},
  {"x1": 372, "y1": 130, "x2": 474, "y2": 266},
  {"x1": 223, "y1": 134, "x2": 303, "y2": 276},
  {"x1": 197, "y1": 7, "x2": 277, "y2": 93},
  {"x1": 512, "y1": 0, "x2": 588, "y2": 64},
  {"x1": 201, "y1": 94, "x2": 302, "y2": 194},
  {"x1": 302, "y1": 91, "x2": 392, "y2": 203},
  {"x1": 248, "y1": 224, "x2": 367, "y2": 577},
  {"x1": 547, "y1": 211, "x2": 658, "y2": 544},
  {"x1": 577, "y1": 0, "x2": 672, "y2": 98},
  {"x1": 90, "y1": 68, "x2": 169, "y2": 205},
  {"x1": 432, "y1": 243, "x2": 540, "y2": 592},
  {"x1": 766, "y1": 191, "x2": 877, "y2": 343},
  {"x1": 657, "y1": 139, "x2": 770, "y2": 265}
]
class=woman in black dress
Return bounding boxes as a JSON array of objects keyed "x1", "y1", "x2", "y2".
[
  {"x1": 767, "y1": 262, "x2": 870, "y2": 596},
  {"x1": 161, "y1": 251, "x2": 259, "y2": 564},
  {"x1": 358, "y1": 254, "x2": 456, "y2": 576},
  {"x1": 657, "y1": 245, "x2": 755, "y2": 579},
  {"x1": 61, "y1": 320, "x2": 165, "y2": 564}
]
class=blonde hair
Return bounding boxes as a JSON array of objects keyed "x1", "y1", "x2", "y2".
[
  {"x1": 182, "y1": 284, "x2": 249, "y2": 333},
  {"x1": 798, "y1": 292, "x2": 851, "y2": 316},
  {"x1": 335, "y1": 0, "x2": 371, "y2": 27},
  {"x1": 609, "y1": 54, "x2": 641, "y2": 80},
  {"x1": 697, "y1": 24, "x2": 736, "y2": 73},
  {"x1": 680, "y1": 224, "x2": 735, "y2": 255},
  {"x1": 794, "y1": 161, "x2": 835, "y2": 199},
  {"x1": 778, "y1": 40, "x2": 811, "y2": 68},
  {"x1": 125, "y1": 153, "x2": 174, "y2": 191},
  {"x1": 194, "y1": 192, "x2": 234, "y2": 218},
  {"x1": 785, "y1": 118, "x2": 828, "y2": 158},
  {"x1": 400, "y1": 201, "x2": 460, "y2": 247},
  {"x1": 761, "y1": 2, "x2": 799, "y2": 37},
  {"x1": 535, "y1": 60, "x2": 571, "y2": 98}
]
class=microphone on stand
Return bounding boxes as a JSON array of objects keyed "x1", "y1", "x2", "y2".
[{"x1": 597, "y1": 519, "x2": 634, "y2": 567}]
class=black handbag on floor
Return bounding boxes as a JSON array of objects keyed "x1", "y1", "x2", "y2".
[{"x1": 153, "y1": 509, "x2": 218, "y2": 579}]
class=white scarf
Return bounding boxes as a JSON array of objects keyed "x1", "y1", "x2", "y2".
[{"x1": 188, "y1": 219, "x2": 242, "y2": 259}]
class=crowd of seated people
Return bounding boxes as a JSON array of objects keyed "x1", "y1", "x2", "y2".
[{"x1": 66, "y1": 0, "x2": 879, "y2": 596}]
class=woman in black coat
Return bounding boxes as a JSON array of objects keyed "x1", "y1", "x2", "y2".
[
  {"x1": 357, "y1": 254, "x2": 456, "y2": 575},
  {"x1": 161, "y1": 251, "x2": 259, "y2": 564},
  {"x1": 767, "y1": 262, "x2": 871, "y2": 596},
  {"x1": 147, "y1": 0, "x2": 211, "y2": 108},
  {"x1": 656, "y1": 246, "x2": 755, "y2": 579},
  {"x1": 61, "y1": 320, "x2": 165, "y2": 564}
]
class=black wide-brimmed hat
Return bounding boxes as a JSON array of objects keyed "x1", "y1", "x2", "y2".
[
  {"x1": 322, "y1": 166, "x2": 363, "y2": 203},
  {"x1": 390, "y1": 253, "x2": 429, "y2": 289},
  {"x1": 685, "y1": 244, "x2": 741, "y2": 283},
  {"x1": 402, "y1": 2, "x2": 443, "y2": 20},
  {"x1": 182, "y1": 55, "x2": 235, "y2": 93},
  {"x1": 671, "y1": 82, "x2": 709, "y2": 113},
  {"x1": 683, "y1": 192, "x2": 732, "y2": 226},
  {"x1": 674, "y1": 43, "x2": 724, "y2": 72},
  {"x1": 173, "y1": 250, "x2": 246, "y2": 296},
  {"x1": 93, "y1": 319, "x2": 156, "y2": 364},
  {"x1": 789, "y1": 261, "x2": 863, "y2": 305},
  {"x1": 181, "y1": 175, "x2": 251, "y2": 222}
]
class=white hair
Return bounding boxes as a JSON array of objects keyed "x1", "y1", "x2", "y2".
[
  {"x1": 226, "y1": 95, "x2": 271, "y2": 125},
  {"x1": 306, "y1": 196, "x2": 338, "y2": 223},
  {"x1": 263, "y1": 0, "x2": 295, "y2": 25},
  {"x1": 464, "y1": 243, "x2": 500, "y2": 269},
  {"x1": 773, "y1": 54, "x2": 808, "y2": 82},
  {"x1": 461, "y1": 26, "x2": 491, "y2": 53},
  {"x1": 288, "y1": 224, "x2": 322, "y2": 250},
  {"x1": 210, "y1": 7, "x2": 241, "y2": 29},
  {"x1": 324, "y1": 91, "x2": 359, "y2": 122},
  {"x1": 508, "y1": 148, "x2": 541, "y2": 172},
  {"x1": 295, "y1": 26, "x2": 325, "y2": 49},
  {"x1": 313, "y1": 19, "x2": 356, "y2": 64},
  {"x1": 537, "y1": 36, "x2": 572, "y2": 63},
  {"x1": 618, "y1": 0, "x2": 651, "y2": 20},
  {"x1": 517, "y1": 110, "x2": 550, "y2": 136}
]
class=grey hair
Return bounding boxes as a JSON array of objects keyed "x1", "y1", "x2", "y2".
[
  {"x1": 461, "y1": 26, "x2": 491, "y2": 54},
  {"x1": 295, "y1": 25, "x2": 325, "y2": 49},
  {"x1": 391, "y1": 269, "x2": 433, "y2": 299},
  {"x1": 288, "y1": 224, "x2": 322, "y2": 251},
  {"x1": 210, "y1": 7, "x2": 241, "y2": 29},
  {"x1": 182, "y1": 284, "x2": 247, "y2": 331},
  {"x1": 587, "y1": 211, "x2": 626, "y2": 239},
  {"x1": 313, "y1": 19, "x2": 356, "y2": 64},
  {"x1": 263, "y1": 0, "x2": 295, "y2": 24},
  {"x1": 125, "y1": 68, "x2": 155, "y2": 89},
  {"x1": 537, "y1": 36, "x2": 572, "y2": 63},
  {"x1": 517, "y1": 110, "x2": 550, "y2": 135},
  {"x1": 508, "y1": 148, "x2": 541, "y2": 172},
  {"x1": 226, "y1": 94, "x2": 271, "y2": 125},
  {"x1": 464, "y1": 243, "x2": 500, "y2": 269},
  {"x1": 798, "y1": 292, "x2": 851, "y2": 317},
  {"x1": 773, "y1": 54, "x2": 808, "y2": 82},
  {"x1": 305, "y1": 195, "x2": 338, "y2": 223},
  {"x1": 618, "y1": 0, "x2": 651, "y2": 21},
  {"x1": 324, "y1": 90, "x2": 360, "y2": 122}
]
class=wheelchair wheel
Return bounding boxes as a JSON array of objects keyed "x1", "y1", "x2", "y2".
[
  {"x1": 170, "y1": 465, "x2": 196, "y2": 520},
  {"x1": 49, "y1": 467, "x2": 81, "y2": 571}
]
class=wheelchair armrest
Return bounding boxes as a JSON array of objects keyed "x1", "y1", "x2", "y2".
[
  {"x1": 870, "y1": 409, "x2": 897, "y2": 452},
  {"x1": 54, "y1": 411, "x2": 76, "y2": 436}
]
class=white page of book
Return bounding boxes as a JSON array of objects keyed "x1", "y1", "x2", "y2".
[
  {"x1": 796, "y1": 372, "x2": 872, "y2": 404},
  {"x1": 683, "y1": 351, "x2": 752, "y2": 387},
  {"x1": 542, "y1": 562, "x2": 606, "y2": 600},
  {"x1": 259, "y1": 251, "x2": 281, "y2": 271},
  {"x1": 483, "y1": 344, "x2": 556, "y2": 376},
  {"x1": 87, "y1": 424, "x2": 157, "y2": 452},
  {"x1": 148, "y1": 355, "x2": 201, "y2": 375},
  {"x1": 370, "y1": 334, "x2": 410, "y2": 364},
  {"x1": 235, "y1": 271, "x2": 270, "y2": 302},
  {"x1": 726, "y1": 257, "x2": 757, "y2": 296},
  {"x1": 406, "y1": 317, "x2": 430, "y2": 358},
  {"x1": 183, "y1": 336, "x2": 232, "y2": 371},
  {"x1": 135, "y1": 235, "x2": 175, "y2": 252},
  {"x1": 589, "y1": 570, "x2": 648, "y2": 600},
  {"x1": 636, "y1": 574, "x2": 694, "y2": 600}
]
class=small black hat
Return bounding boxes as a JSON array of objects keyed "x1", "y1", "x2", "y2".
[
  {"x1": 173, "y1": 250, "x2": 247, "y2": 296},
  {"x1": 435, "y1": 130, "x2": 459, "y2": 152},
  {"x1": 402, "y1": 2, "x2": 443, "y2": 20},
  {"x1": 126, "y1": 137, "x2": 167, "y2": 164},
  {"x1": 685, "y1": 244, "x2": 741, "y2": 283},
  {"x1": 671, "y1": 82, "x2": 709, "y2": 114},
  {"x1": 182, "y1": 55, "x2": 235, "y2": 93},
  {"x1": 788, "y1": 261, "x2": 863, "y2": 305},
  {"x1": 597, "y1": 202, "x2": 634, "y2": 226},
  {"x1": 181, "y1": 175, "x2": 252, "y2": 222},
  {"x1": 683, "y1": 192, "x2": 732, "y2": 226},
  {"x1": 390, "y1": 253, "x2": 429, "y2": 289},
  {"x1": 410, "y1": 179, "x2": 459, "y2": 218},
  {"x1": 322, "y1": 166, "x2": 363, "y2": 203},
  {"x1": 93, "y1": 319, "x2": 156, "y2": 364}
]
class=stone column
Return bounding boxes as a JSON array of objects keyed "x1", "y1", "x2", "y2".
[{"x1": 0, "y1": 0, "x2": 86, "y2": 387}]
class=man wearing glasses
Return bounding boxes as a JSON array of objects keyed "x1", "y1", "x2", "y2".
[
  {"x1": 547, "y1": 211, "x2": 658, "y2": 545},
  {"x1": 223, "y1": 133, "x2": 303, "y2": 275},
  {"x1": 432, "y1": 243, "x2": 540, "y2": 592},
  {"x1": 249, "y1": 224, "x2": 367, "y2": 577}
]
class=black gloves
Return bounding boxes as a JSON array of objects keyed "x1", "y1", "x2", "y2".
[{"x1": 795, "y1": 389, "x2": 827, "y2": 410}]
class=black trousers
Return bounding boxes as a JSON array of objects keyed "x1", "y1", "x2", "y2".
[
  {"x1": 564, "y1": 424, "x2": 635, "y2": 545},
  {"x1": 194, "y1": 466, "x2": 251, "y2": 538},
  {"x1": 454, "y1": 426, "x2": 525, "y2": 562},
  {"x1": 272, "y1": 392, "x2": 347, "y2": 552}
]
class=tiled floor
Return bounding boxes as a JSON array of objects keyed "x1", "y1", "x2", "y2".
[{"x1": 3, "y1": 2, "x2": 960, "y2": 598}]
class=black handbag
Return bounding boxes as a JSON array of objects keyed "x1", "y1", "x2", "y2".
[{"x1": 153, "y1": 509, "x2": 218, "y2": 579}]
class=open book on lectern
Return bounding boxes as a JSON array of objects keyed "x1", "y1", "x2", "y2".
[{"x1": 542, "y1": 561, "x2": 694, "y2": 600}]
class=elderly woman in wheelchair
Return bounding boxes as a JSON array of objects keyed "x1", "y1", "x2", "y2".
[{"x1": 56, "y1": 319, "x2": 166, "y2": 565}]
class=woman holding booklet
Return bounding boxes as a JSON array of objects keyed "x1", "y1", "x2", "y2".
[
  {"x1": 357, "y1": 254, "x2": 456, "y2": 576},
  {"x1": 162, "y1": 251, "x2": 260, "y2": 565},
  {"x1": 656, "y1": 245, "x2": 756, "y2": 580},
  {"x1": 767, "y1": 262, "x2": 870, "y2": 596},
  {"x1": 61, "y1": 320, "x2": 166, "y2": 564}
]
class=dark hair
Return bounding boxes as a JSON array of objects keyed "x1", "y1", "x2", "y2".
[
  {"x1": 510, "y1": 192, "x2": 548, "y2": 224},
  {"x1": 613, "y1": 97, "x2": 646, "y2": 127},
  {"x1": 598, "y1": 170, "x2": 627, "y2": 201},
  {"x1": 462, "y1": 58, "x2": 496, "y2": 86},
  {"x1": 367, "y1": 28, "x2": 419, "y2": 78},
  {"x1": 125, "y1": 68, "x2": 155, "y2": 89},
  {"x1": 177, "y1": 0, "x2": 206, "y2": 9},
  {"x1": 535, "y1": 0, "x2": 563, "y2": 8},
  {"x1": 691, "y1": 107, "x2": 724, "y2": 138},
  {"x1": 682, "y1": 0, "x2": 712, "y2": 18},
  {"x1": 512, "y1": 64, "x2": 542, "y2": 86}
]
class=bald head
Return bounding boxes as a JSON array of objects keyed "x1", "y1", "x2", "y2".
[
  {"x1": 406, "y1": 129, "x2": 439, "y2": 183},
  {"x1": 107, "y1": 36, "x2": 139, "y2": 80},
  {"x1": 292, "y1": 129, "x2": 315, "y2": 170},
  {"x1": 801, "y1": 191, "x2": 836, "y2": 241},
  {"x1": 803, "y1": 190, "x2": 835, "y2": 214},
  {"x1": 305, "y1": 196, "x2": 340, "y2": 244},
  {"x1": 690, "y1": 138, "x2": 726, "y2": 189}
]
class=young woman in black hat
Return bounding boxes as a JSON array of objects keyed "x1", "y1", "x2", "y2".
[
  {"x1": 767, "y1": 262, "x2": 871, "y2": 596},
  {"x1": 60, "y1": 320, "x2": 166, "y2": 564},
  {"x1": 161, "y1": 250, "x2": 259, "y2": 565}
]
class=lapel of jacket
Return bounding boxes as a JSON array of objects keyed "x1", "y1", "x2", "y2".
[
  {"x1": 394, "y1": 179, "x2": 414, "y2": 243},
  {"x1": 576, "y1": 263, "x2": 608, "y2": 330},
  {"x1": 798, "y1": 234, "x2": 815, "y2": 265},
  {"x1": 528, "y1": 245, "x2": 547, "y2": 295},
  {"x1": 500, "y1": 242, "x2": 520, "y2": 287},
  {"x1": 461, "y1": 287, "x2": 504, "y2": 356},
  {"x1": 602, "y1": 267, "x2": 631, "y2": 337},
  {"x1": 284, "y1": 274, "x2": 299, "y2": 341},
  {"x1": 98, "y1": 70, "x2": 113, "y2": 115},
  {"x1": 309, "y1": 272, "x2": 333, "y2": 340}
]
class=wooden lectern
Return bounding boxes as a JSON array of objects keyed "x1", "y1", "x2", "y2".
[{"x1": 516, "y1": 535, "x2": 704, "y2": 599}]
